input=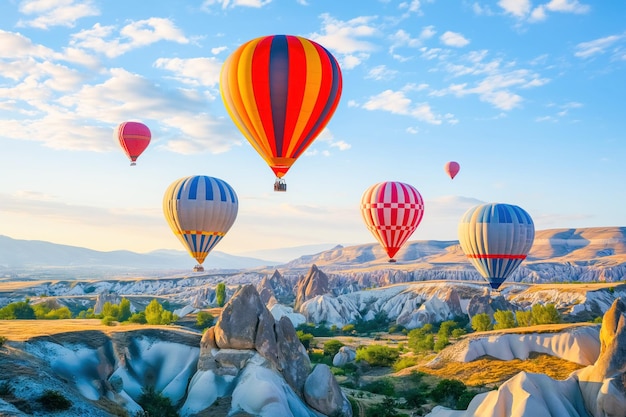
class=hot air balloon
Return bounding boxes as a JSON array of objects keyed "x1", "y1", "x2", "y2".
[
  {"x1": 445, "y1": 161, "x2": 460, "y2": 179},
  {"x1": 163, "y1": 175, "x2": 238, "y2": 272},
  {"x1": 360, "y1": 181, "x2": 425, "y2": 262},
  {"x1": 458, "y1": 203, "x2": 535, "y2": 290},
  {"x1": 220, "y1": 34, "x2": 343, "y2": 191},
  {"x1": 115, "y1": 121, "x2": 151, "y2": 166}
]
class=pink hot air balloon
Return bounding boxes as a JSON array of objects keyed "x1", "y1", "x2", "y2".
[
  {"x1": 445, "y1": 161, "x2": 460, "y2": 179},
  {"x1": 115, "y1": 121, "x2": 151, "y2": 166}
]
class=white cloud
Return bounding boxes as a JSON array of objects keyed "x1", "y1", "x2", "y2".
[
  {"x1": 365, "y1": 65, "x2": 398, "y2": 81},
  {"x1": 363, "y1": 89, "x2": 442, "y2": 124},
  {"x1": 202, "y1": 0, "x2": 272, "y2": 9},
  {"x1": 432, "y1": 50, "x2": 548, "y2": 110},
  {"x1": 440, "y1": 31, "x2": 470, "y2": 48},
  {"x1": 545, "y1": 0, "x2": 590, "y2": 14},
  {"x1": 17, "y1": 0, "x2": 100, "y2": 29},
  {"x1": 309, "y1": 14, "x2": 379, "y2": 69},
  {"x1": 472, "y1": 2, "x2": 495, "y2": 15},
  {"x1": 500, "y1": 0, "x2": 590, "y2": 22},
  {"x1": 154, "y1": 57, "x2": 223, "y2": 87},
  {"x1": 498, "y1": 0, "x2": 531, "y2": 17},
  {"x1": 574, "y1": 34, "x2": 624, "y2": 59},
  {"x1": 71, "y1": 18, "x2": 189, "y2": 58}
]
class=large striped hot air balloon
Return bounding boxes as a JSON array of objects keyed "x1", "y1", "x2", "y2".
[
  {"x1": 458, "y1": 203, "x2": 535, "y2": 290},
  {"x1": 220, "y1": 34, "x2": 343, "y2": 191},
  {"x1": 163, "y1": 176, "x2": 238, "y2": 271},
  {"x1": 115, "y1": 121, "x2": 151, "y2": 166},
  {"x1": 360, "y1": 181, "x2": 425, "y2": 262}
]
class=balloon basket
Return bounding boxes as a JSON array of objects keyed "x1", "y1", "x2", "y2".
[
  {"x1": 193, "y1": 264, "x2": 205, "y2": 272},
  {"x1": 388, "y1": 258, "x2": 397, "y2": 263},
  {"x1": 274, "y1": 178, "x2": 287, "y2": 192},
  {"x1": 130, "y1": 162, "x2": 136, "y2": 166}
]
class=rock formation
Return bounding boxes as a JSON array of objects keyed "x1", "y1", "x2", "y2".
[
  {"x1": 294, "y1": 264, "x2": 330, "y2": 311},
  {"x1": 427, "y1": 297, "x2": 626, "y2": 417},
  {"x1": 183, "y1": 284, "x2": 352, "y2": 416},
  {"x1": 257, "y1": 269, "x2": 294, "y2": 304}
]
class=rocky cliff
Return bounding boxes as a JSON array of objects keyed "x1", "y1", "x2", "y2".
[
  {"x1": 0, "y1": 285, "x2": 351, "y2": 417},
  {"x1": 427, "y1": 297, "x2": 626, "y2": 417}
]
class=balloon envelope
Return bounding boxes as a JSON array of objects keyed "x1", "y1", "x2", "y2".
[
  {"x1": 445, "y1": 161, "x2": 460, "y2": 179},
  {"x1": 220, "y1": 34, "x2": 342, "y2": 180},
  {"x1": 163, "y1": 176, "x2": 238, "y2": 267},
  {"x1": 360, "y1": 181, "x2": 425, "y2": 260},
  {"x1": 115, "y1": 121, "x2": 151, "y2": 165},
  {"x1": 458, "y1": 203, "x2": 535, "y2": 290}
]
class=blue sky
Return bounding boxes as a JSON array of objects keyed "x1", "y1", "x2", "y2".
[{"x1": 0, "y1": 0, "x2": 624, "y2": 259}]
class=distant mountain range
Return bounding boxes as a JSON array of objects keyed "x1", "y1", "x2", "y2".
[
  {"x1": 0, "y1": 235, "x2": 278, "y2": 274},
  {"x1": 2, "y1": 226, "x2": 626, "y2": 280}
]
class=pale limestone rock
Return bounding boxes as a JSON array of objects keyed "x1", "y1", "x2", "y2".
[{"x1": 333, "y1": 346, "x2": 356, "y2": 367}]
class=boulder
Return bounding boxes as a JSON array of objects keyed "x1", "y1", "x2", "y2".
[
  {"x1": 304, "y1": 364, "x2": 351, "y2": 416},
  {"x1": 214, "y1": 285, "x2": 265, "y2": 349},
  {"x1": 333, "y1": 346, "x2": 356, "y2": 367}
]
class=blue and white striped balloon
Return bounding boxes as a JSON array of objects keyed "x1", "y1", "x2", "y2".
[
  {"x1": 458, "y1": 203, "x2": 534, "y2": 290},
  {"x1": 163, "y1": 175, "x2": 238, "y2": 268}
]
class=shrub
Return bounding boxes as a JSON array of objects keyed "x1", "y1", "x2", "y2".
[
  {"x1": 0, "y1": 335, "x2": 7, "y2": 347},
  {"x1": 430, "y1": 379, "x2": 467, "y2": 407},
  {"x1": 196, "y1": 311, "x2": 214, "y2": 329},
  {"x1": 101, "y1": 316, "x2": 116, "y2": 326},
  {"x1": 296, "y1": 330, "x2": 314, "y2": 349},
  {"x1": 136, "y1": 387, "x2": 178, "y2": 417},
  {"x1": 362, "y1": 378, "x2": 396, "y2": 396},
  {"x1": 470, "y1": 313, "x2": 492, "y2": 332},
  {"x1": 37, "y1": 390, "x2": 72, "y2": 411},
  {"x1": 451, "y1": 328, "x2": 467, "y2": 338},
  {"x1": 342, "y1": 324, "x2": 356, "y2": 334},
  {"x1": 356, "y1": 345, "x2": 399, "y2": 367},
  {"x1": 323, "y1": 339, "x2": 344, "y2": 357},
  {"x1": 434, "y1": 335, "x2": 450, "y2": 352},
  {"x1": 128, "y1": 312, "x2": 147, "y2": 324},
  {"x1": 392, "y1": 356, "x2": 419, "y2": 372}
]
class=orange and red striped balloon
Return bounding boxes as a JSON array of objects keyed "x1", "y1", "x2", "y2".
[{"x1": 220, "y1": 35, "x2": 342, "y2": 180}]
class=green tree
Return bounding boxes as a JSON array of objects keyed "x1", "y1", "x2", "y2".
[
  {"x1": 438, "y1": 320, "x2": 459, "y2": 338},
  {"x1": 128, "y1": 312, "x2": 147, "y2": 324},
  {"x1": 471, "y1": 313, "x2": 493, "y2": 332},
  {"x1": 119, "y1": 298, "x2": 132, "y2": 322},
  {"x1": 101, "y1": 302, "x2": 120, "y2": 321},
  {"x1": 45, "y1": 307, "x2": 71, "y2": 319},
  {"x1": 531, "y1": 303, "x2": 561, "y2": 325},
  {"x1": 516, "y1": 310, "x2": 533, "y2": 327},
  {"x1": 0, "y1": 301, "x2": 35, "y2": 320},
  {"x1": 493, "y1": 310, "x2": 516, "y2": 330},
  {"x1": 408, "y1": 325, "x2": 435, "y2": 353},
  {"x1": 434, "y1": 335, "x2": 450, "y2": 352},
  {"x1": 145, "y1": 299, "x2": 165, "y2": 325},
  {"x1": 216, "y1": 282, "x2": 226, "y2": 307}
]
